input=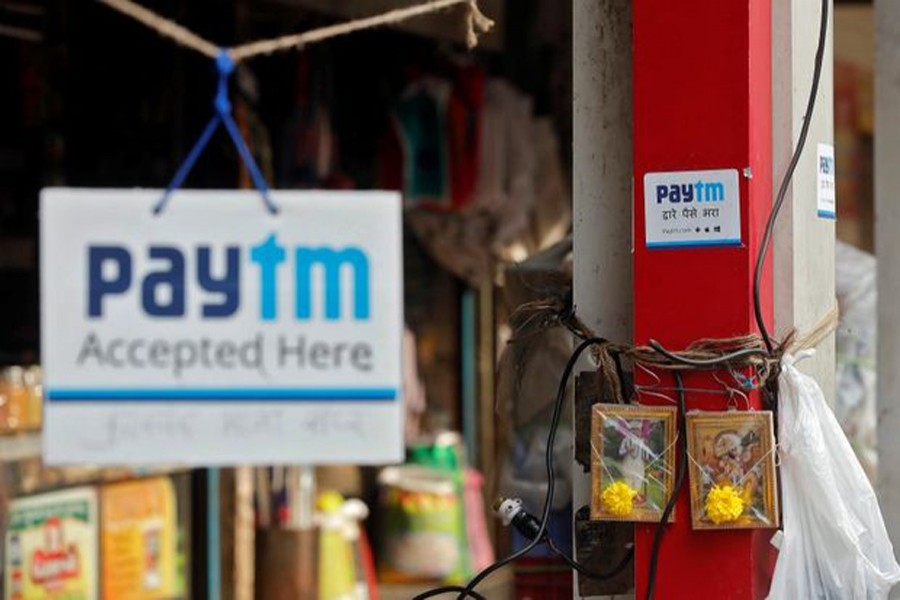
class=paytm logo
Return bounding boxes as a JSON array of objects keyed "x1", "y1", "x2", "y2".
[
  {"x1": 656, "y1": 179, "x2": 726, "y2": 204},
  {"x1": 87, "y1": 233, "x2": 370, "y2": 321}
]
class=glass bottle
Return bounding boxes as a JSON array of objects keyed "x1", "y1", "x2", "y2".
[
  {"x1": 24, "y1": 366, "x2": 42, "y2": 431},
  {"x1": 4, "y1": 367, "x2": 28, "y2": 432}
]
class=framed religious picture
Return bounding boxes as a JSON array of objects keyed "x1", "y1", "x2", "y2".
[
  {"x1": 685, "y1": 410, "x2": 779, "y2": 530},
  {"x1": 591, "y1": 403, "x2": 678, "y2": 522}
]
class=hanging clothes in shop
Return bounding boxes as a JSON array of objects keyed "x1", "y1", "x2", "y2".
[
  {"x1": 393, "y1": 78, "x2": 453, "y2": 208},
  {"x1": 280, "y1": 51, "x2": 342, "y2": 188},
  {"x1": 235, "y1": 65, "x2": 275, "y2": 189},
  {"x1": 527, "y1": 118, "x2": 571, "y2": 255},
  {"x1": 446, "y1": 63, "x2": 486, "y2": 210},
  {"x1": 396, "y1": 72, "x2": 570, "y2": 287},
  {"x1": 403, "y1": 327, "x2": 427, "y2": 443},
  {"x1": 473, "y1": 79, "x2": 536, "y2": 250}
]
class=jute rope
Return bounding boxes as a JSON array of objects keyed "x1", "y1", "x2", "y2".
[
  {"x1": 787, "y1": 302, "x2": 840, "y2": 353},
  {"x1": 96, "y1": 0, "x2": 495, "y2": 61},
  {"x1": 507, "y1": 294, "x2": 841, "y2": 405},
  {"x1": 232, "y1": 0, "x2": 494, "y2": 60}
]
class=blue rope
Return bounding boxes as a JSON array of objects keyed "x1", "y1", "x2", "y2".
[{"x1": 155, "y1": 50, "x2": 278, "y2": 215}]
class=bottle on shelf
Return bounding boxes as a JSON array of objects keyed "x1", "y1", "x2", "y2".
[
  {"x1": 1, "y1": 367, "x2": 28, "y2": 433},
  {"x1": 24, "y1": 366, "x2": 42, "y2": 431}
]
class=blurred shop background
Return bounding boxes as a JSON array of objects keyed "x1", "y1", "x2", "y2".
[{"x1": 0, "y1": 0, "x2": 883, "y2": 598}]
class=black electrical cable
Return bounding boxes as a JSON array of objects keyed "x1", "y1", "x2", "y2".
[
  {"x1": 411, "y1": 337, "x2": 606, "y2": 600},
  {"x1": 496, "y1": 488, "x2": 635, "y2": 582},
  {"x1": 753, "y1": 0, "x2": 829, "y2": 353},
  {"x1": 454, "y1": 336, "x2": 605, "y2": 599},
  {"x1": 644, "y1": 371, "x2": 689, "y2": 600},
  {"x1": 496, "y1": 493, "x2": 635, "y2": 581},
  {"x1": 612, "y1": 350, "x2": 631, "y2": 403},
  {"x1": 411, "y1": 586, "x2": 487, "y2": 600},
  {"x1": 547, "y1": 536, "x2": 635, "y2": 581},
  {"x1": 648, "y1": 339, "x2": 769, "y2": 368}
]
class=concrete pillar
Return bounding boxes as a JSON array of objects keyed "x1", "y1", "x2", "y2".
[
  {"x1": 772, "y1": 0, "x2": 836, "y2": 402},
  {"x1": 875, "y1": 0, "x2": 900, "y2": 587},
  {"x1": 573, "y1": 0, "x2": 632, "y2": 598}
]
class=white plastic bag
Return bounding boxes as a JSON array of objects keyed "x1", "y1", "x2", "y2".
[{"x1": 768, "y1": 352, "x2": 900, "y2": 599}]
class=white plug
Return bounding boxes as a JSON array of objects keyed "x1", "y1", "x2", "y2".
[{"x1": 494, "y1": 497, "x2": 525, "y2": 527}]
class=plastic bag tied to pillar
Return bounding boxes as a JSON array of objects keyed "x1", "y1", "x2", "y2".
[{"x1": 768, "y1": 352, "x2": 900, "y2": 599}]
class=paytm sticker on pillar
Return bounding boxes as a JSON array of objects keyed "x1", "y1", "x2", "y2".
[
  {"x1": 643, "y1": 168, "x2": 742, "y2": 249},
  {"x1": 40, "y1": 189, "x2": 404, "y2": 466}
]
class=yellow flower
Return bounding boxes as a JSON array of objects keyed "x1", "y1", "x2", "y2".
[
  {"x1": 601, "y1": 481, "x2": 638, "y2": 517},
  {"x1": 705, "y1": 484, "x2": 745, "y2": 524}
]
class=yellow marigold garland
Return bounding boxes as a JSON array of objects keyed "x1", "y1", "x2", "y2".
[
  {"x1": 601, "y1": 480, "x2": 638, "y2": 517},
  {"x1": 705, "y1": 484, "x2": 745, "y2": 524}
]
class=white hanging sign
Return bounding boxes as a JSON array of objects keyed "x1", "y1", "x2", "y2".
[
  {"x1": 40, "y1": 189, "x2": 404, "y2": 466},
  {"x1": 643, "y1": 168, "x2": 742, "y2": 248}
]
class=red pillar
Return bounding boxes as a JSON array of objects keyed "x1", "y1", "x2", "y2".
[{"x1": 632, "y1": 0, "x2": 774, "y2": 598}]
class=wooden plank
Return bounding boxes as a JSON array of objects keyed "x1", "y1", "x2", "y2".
[
  {"x1": 477, "y1": 282, "x2": 496, "y2": 491},
  {"x1": 234, "y1": 466, "x2": 255, "y2": 600}
]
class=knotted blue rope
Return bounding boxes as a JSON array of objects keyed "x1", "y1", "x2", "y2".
[{"x1": 154, "y1": 50, "x2": 278, "y2": 215}]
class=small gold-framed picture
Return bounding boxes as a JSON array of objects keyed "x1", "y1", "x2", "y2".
[
  {"x1": 685, "y1": 410, "x2": 779, "y2": 530},
  {"x1": 591, "y1": 403, "x2": 678, "y2": 522}
]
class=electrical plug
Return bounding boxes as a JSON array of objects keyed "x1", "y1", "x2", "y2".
[{"x1": 493, "y1": 496, "x2": 543, "y2": 542}]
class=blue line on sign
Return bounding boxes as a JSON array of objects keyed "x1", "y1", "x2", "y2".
[
  {"x1": 817, "y1": 210, "x2": 836, "y2": 220},
  {"x1": 46, "y1": 388, "x2": 397, "y2": 402},
  {"x1": 647, "y1": 238, "x2": 742, "y2": 249}
]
